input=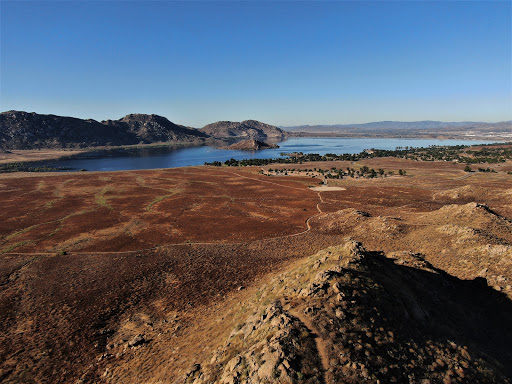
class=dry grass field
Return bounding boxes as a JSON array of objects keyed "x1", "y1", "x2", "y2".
[
  {"x1": 0, "y1": 149, "x2": 86, "y2": 165},
  {"x1": 1, "y1": 155, "x2": 512, "y2": 383},
  {"x1": 0, "y1": 167, "x2": 319, "y2": 253}
]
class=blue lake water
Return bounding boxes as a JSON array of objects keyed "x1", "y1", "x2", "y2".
[{"x1": 42, "y1": 137, "x2": 494, "y2": 172}]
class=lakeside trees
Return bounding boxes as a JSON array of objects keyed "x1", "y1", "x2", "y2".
[
  {"x1": 259, "y1": 165, "x2": 398, "y2": 180},
  {"x1": 205, "y1": 142, "x2": 512, "y2": 168}
]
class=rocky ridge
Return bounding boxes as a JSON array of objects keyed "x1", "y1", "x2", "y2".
[
  {"x1": 183, "y1": 241, "x2": 512, "y2": 383},
  {"x1": 312, "y1": 202, "x2": 512, "y2": 296},
  {"x1": 0, "y1": 111, "x2": 135, "y2": 149},
  {"x1": 0, "y1": 111, "x2": 205, "y2": 149}
]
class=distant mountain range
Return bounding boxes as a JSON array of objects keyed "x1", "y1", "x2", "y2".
[
  {"x1": 0, "y1": 111, "x2": 285, "y2": 150},
  {"x1": 280, "y1": 120, "x2": 512, "y2": 140},
  {"x1": 282, "y1": 120, "x2": 512, "y2": 133}
]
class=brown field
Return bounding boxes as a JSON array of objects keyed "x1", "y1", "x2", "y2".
[
  {"x1": 0, "y1": 167, "x2": 320, "y2": 253},
  {"x1": 1, "y1": 158, "x2": 512, "y2": 383},
  {"x1": 0, "y1": 149, "x2": 86, "y2": 164}
]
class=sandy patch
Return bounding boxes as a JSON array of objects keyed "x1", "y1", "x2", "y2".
[{"x1": 310, "y1": 186, "x2": 346, "y2": 191}]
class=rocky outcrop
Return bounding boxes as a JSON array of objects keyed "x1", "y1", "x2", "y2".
[
  {"x1": 309, "y1": 203, "x2": 512, "y2": 295},
  {"x1": 185, "y1": 301, "x2": 324, "y2": 383},
  {"x1": 184, "y1": 241, "x2": 512, "y2": 383},
  {"x1": 201, "y1": 120, "x2": 286, "y2": 139},
  {"x1": 221, "y1": 139, "x2": 279, "y2": 151}
]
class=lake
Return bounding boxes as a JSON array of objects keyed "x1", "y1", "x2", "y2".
[{"x1": 40, "y1": 137, "x2": 494, "y2": 172}]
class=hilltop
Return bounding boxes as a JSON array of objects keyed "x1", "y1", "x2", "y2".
[
  {"x1": 189, "y1": 241, "x2": 511, "y2": 383},
  {"x1": 201, "y1": 120, "x2": 286, "y2": 139}
]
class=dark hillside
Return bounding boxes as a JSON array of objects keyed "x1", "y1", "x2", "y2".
[
  {"x1": 0, "y1": 111, "x2": 206, "y2": 149},
  {"x1": 0, "y1": 111, "x2": 134, "y2": 149}
]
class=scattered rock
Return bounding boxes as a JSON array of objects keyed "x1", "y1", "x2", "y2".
[
  {"x1": 186, "y1": 363, "x2": 202, "y2": 378},
  {"x1": 128, "y1": 334, "x2": 146, "y2": 348}
]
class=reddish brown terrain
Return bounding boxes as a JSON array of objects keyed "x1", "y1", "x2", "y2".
[
  {"x1": 1, "y1": 152, "x2": 512, "y2": 383},
  {"x1": 0, "y1": 167, "x2": 321, "y2": 253}
]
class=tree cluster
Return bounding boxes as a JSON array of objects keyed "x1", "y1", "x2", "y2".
[
  {"x1": 260, "y1": 165, "x2": 404, "y2": 180},
  {"x1": 205, "y1": 142, "x2": 512, "y2": 169}
]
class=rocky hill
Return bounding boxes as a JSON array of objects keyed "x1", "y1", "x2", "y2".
[
  {"x1": 0, "y1": 111, "x2": 206, "y2": 149},
  {"x1": 202, "y1": 120, "x2": 286, "y2": 139},
  {"x1": 186, "y1": 241, "x2": 512, "y2": 383},
  {"x1": 221, "y1": 139, "x2": 279, "y2": 151},
  {"x1": 0, "y1": 111, "x2": 131, "y2": 149},
  {"x1": 103, "y1": 114, "x2": 207, "y2": 144}
]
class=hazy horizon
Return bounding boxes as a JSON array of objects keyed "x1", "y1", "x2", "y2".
[{"x1": 1, "y1": 1, "x2": 510, "y2": 126}]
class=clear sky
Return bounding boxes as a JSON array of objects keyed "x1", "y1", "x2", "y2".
[{"x1": 1, "y1": 1, "x2": 510, "y2": 127}]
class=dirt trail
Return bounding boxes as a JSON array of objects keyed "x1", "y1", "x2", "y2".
[
  {"x1": 453, "y1": 173, "x2": 474, "y2": 181},
  {"x1": 282, "y1": 299, "x2": 330, "y2": 382}
]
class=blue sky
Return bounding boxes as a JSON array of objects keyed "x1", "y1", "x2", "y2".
[{"x1": 1, "y1": 1, "x2": 510, "y2": 126}]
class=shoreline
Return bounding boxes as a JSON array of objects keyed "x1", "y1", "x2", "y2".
[{"x1": 0, "y1": 140, "x2": 208, "y2": 166}]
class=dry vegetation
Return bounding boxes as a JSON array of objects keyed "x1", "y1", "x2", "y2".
[
  {"x1": 0, "y1": 167, "x2": 319, "y2": 253},
  {"x1": 1, "y1": 148, "x2": 512, "y2": 383},
  {"x1": 0, "y1": 149, "x2": 86, "y2": 164}
]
